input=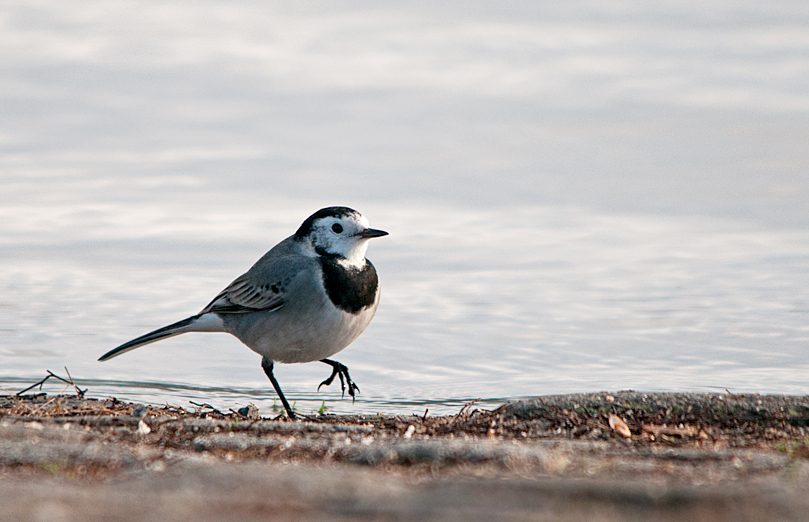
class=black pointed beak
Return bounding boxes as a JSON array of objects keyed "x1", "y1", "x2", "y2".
[{"x1": 359, "y1": 228, "x2": 389, "y2": 239}]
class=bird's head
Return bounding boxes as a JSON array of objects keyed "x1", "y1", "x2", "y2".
[{"x1": 295, "y1": 207, "x2": 388, "y2": 266}]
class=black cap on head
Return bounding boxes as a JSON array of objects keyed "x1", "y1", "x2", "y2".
[{"x1": 295, "y1": 207, "x2": 359, "y2": 238}]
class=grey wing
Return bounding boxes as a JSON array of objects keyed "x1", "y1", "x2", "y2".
[
  {"x1": 200, "y1": 238, "x2": 312, "y2": 316},
  {"x1": 200, "y1": 273, "x2": 286, "y2": 315}
]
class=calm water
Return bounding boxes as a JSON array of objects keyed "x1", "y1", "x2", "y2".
[{"x1": 1, "y1": 1, "x2": 808, "y2": 415}]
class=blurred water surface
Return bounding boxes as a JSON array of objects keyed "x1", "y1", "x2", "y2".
[{"x1": 1, "y1": 1, "x2": 808, "y2": 415}]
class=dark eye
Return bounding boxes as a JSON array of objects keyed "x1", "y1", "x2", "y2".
[{"x1": 331, "y1": 223, "x2": 343, "y2": 234}]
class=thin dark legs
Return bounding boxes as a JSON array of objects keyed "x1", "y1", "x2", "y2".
[
  {"x1": 261, "y1": 356, "x2": 296, "y2": 419},
  {"x1": 318, "y1": 358, "x2": 360, "y2": 401},
  {"x1": 261, "y1": 357, "x2": 360, "y2": 419}
]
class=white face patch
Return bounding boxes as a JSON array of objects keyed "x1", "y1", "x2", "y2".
[{"x1": 308, "y1": 212, "x2": 373, "y2": 267}]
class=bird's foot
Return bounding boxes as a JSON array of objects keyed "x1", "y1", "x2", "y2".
[{"x1": 318, "y1": 359, "x2": 360, "y2": 402}]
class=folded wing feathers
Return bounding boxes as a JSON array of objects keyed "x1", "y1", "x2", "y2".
[{"x1": 201, "y1": 275, "x2": 284, "y2": 315}]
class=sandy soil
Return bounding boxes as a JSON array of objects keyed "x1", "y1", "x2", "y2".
[{"x1": 3, "y1": 390, "x2": 809, "y2": 521}]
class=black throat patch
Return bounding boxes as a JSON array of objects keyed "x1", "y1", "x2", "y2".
[{"x1": 319, "y1": 256, "x2": 379, "y2": 314}]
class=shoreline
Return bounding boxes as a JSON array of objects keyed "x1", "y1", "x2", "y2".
[{"x1": 3, "y1": 391, "x2": 809, "y2": 521}]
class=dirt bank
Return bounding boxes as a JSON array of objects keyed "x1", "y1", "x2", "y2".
[{"x1": 3, "y1": 391, "x2": 809, "y2": 521}]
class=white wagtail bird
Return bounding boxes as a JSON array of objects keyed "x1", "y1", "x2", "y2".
[{"x1": 99, "y1": 206, "x2": 387, "y2": 419}]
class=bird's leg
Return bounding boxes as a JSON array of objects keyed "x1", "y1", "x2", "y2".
[
  {"x1": 261, "y1": 357, "x2": 296, "y2": 419},
  {"x1": 317, "y1": 359, "x2": 360, "y2": 402}
]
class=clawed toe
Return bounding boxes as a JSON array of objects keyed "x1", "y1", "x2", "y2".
[
  {"x1": 318, "y1": 359, "x2": 360, "y2": 401},
  {"x1": 317, "y1": 366, "x2": 339, "y2": 392}
]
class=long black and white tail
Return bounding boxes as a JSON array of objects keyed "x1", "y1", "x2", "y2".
[{"x1": 98, "y1": 313, "x2": 222, "y2": 362}]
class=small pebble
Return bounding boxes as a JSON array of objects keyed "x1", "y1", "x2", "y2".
[{"x1": 237, "y1": 404, "x2": 260, "y2": 420}]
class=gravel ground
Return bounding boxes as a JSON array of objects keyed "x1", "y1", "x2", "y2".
[{"x1": 3, "y1": 391, "x2": 809, "y2": 521}]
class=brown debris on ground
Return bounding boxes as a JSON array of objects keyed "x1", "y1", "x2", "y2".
[
  {"x1": 3, "y1": 391, "x2": 809, "y2": 479},
  {"x1": 3, "y1": 391, "x2": 809, "y2": 521}
]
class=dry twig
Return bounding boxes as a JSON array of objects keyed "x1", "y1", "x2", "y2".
[{"x1": 16, "y1": 368, "x2": 86, "y2": 398}]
